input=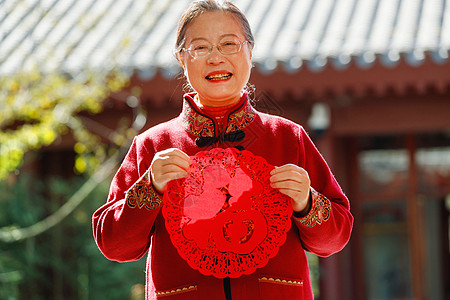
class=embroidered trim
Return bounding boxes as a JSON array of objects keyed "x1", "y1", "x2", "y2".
[
  {"x1": 155, "y1": 285, "x2": 197, "y2": 297},
  {"x1": 258, "y1": 276, "x2": 304, "y2": 286},
  {"x1": 126, "y1": 171, "x2": 162, "y2": 210},
  {"x1": 182, "y1": 100, "x2": 215, "y2": 137},
  {"x1": 295, "y1": 189, "x2": 331, "y2": 227},
  {"x1": 181, "y1": 93, "x2": 256, "y2": 138},
  {"x1": 225, "y1": 102, "x2": 256, "y2": 133}
]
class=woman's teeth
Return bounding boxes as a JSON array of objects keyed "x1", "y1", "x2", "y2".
[{"x1": 206, "y1": 73, "x2": 232, "y2": 80}]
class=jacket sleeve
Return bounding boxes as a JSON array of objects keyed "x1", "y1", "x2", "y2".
[
  {"x1": 92, "y1": 136, "x2": 162, "y2": 262},
  {"x1": 292, "y1": 126, "x2": 353, "y2": 257}
]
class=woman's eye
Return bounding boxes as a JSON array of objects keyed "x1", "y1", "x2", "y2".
[
  {"x1": 222, "y1": 41, "x2": 237, "y2": 46},
  {"x1": 194, "y1": 45, "x2": 208, "y2": 51}
]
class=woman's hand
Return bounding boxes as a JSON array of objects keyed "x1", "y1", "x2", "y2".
[
  {"x1": 270, "y1": 164, "x2": 311, "y2": 214},
  {"x1": 150, "y1": 148, "x2": 191, "y2": 194}
]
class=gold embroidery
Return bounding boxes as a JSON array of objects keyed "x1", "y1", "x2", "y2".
[
  {"x1": 181, "y1": 94, "x2": 256, "y2": 138},
  {"x1": 155, "y1": 285, "x2": 197, "y2": 297},
  {"x1": 182, "y1": 101, "x2": 215, "y2": 137},
  {"x1": 126, "y1": 171, "x2": 162, "y2": 210},
  {"x1": 259, "y1": 276, "x2": 303, "y2": 286},
  {"x1": 295, "y1": 189, "x2": 331, "y2": 227},
  {"x1": 225, "y1": 104, "x2": 256, "y2": 132}
]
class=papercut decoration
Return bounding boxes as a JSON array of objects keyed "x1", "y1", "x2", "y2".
[{"x1": 163, "y1": 148, "x2": 292, "y2": 278}]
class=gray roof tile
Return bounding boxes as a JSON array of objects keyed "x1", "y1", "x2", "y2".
[{"x1": 0, "y1": 0, "x2": 448, "y2": 78}]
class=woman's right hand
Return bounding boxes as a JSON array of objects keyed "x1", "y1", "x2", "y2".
[{"x1": 150, "y1": 148, "x2": 192, "y2": 194}]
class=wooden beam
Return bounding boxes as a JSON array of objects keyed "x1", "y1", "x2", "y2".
[{"x1": 406, "y1": 134, "x2": 427, "y2": 300}]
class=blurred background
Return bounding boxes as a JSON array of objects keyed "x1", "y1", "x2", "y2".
[{"x1": 1, "y1": 0, "x2": 449, "y2": 299}]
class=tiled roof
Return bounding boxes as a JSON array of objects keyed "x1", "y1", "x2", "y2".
[{"x1": 1, "y1": 0, "x2": 449, "y2": 79}]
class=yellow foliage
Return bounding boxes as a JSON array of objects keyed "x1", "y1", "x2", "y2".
[
  {"x1": 74, "y1": 157, "x2": 87, "y2": 174},
  {"x1": 0, "y1": 67, "x2": 130, "y2": 180}
]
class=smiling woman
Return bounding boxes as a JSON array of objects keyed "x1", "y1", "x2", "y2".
[
  {"x1": 177, "y1": 10, "x2": 253, "y2": 108},
  {"x1": 92, "y1": 1, "x2": 353, "y2": 300}
]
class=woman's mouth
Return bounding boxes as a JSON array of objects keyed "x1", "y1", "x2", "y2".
[{"x1": 205, "y1": 72, "x2": 232, "y2": 81}]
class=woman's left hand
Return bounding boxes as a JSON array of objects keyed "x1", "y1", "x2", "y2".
[{"x1": 270, "y1": 164, "x2": 311, "y2": 213}]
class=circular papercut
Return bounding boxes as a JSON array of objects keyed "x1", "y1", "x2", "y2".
[{"x1": 163, "y1": 147, "x2": 292, "y2": 278}]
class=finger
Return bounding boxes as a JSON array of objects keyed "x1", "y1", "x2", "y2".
[
  {"x1": 275, "y1": 186, "x2": 309, "y2": 207},
  {"x1": 161, "y1": 170, "x2": 190, "y2": 183},
  {"x1": 270, "y1": 173, "x2": 310, "y2": 191},
  {"x1": 270, "y1": 164, "x2": 302, "y2": 174},
  {"x1": 153, "y1": 162, "x2": 190, "y2": 183},
  {"x1": 158, "y1": 155, "x2": 191, "y2": 172},
  {"x1": 160, "y1": 148, "x2": 192, "y2": 165},
  {"x1": 270, "y1": 164, "x2": 308, "y2": 176},
  {"x1": 270, "y1": 171, "x2": 307, "y2": 184},
  {"x1": 151, "y1": 168, "x2": 190, "y2": 193},
  {"x1": 275, "y1": 184, "x2": 311, "y2": 210},
  {"x1": 157, "y1": 164, "x2": 189, "y2": 176},
  {"x1": 270, "y1": 165, "x2": 309, "y2": 185},
  {"x1": 153, "y1": 149, "x2": 192, "y2": 172},
  {"x1": 276, "y1": 187, "x2": 302, "y2": 200},
  {"x1": 270, "y1": 179, "x2": 308, "y2": 192}
]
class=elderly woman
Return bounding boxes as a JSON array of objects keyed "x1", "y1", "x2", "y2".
[{"x1": 92, "y1": 1, "x2": 353, "y2": 299}]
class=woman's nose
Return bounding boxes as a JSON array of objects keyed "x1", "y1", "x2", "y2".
[{"x1": 207, "y1": 46, "x2": 225, "y2": 64}]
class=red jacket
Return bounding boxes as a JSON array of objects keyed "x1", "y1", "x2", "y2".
[{"x1": 92, "y1": 92, "x2": 353, "y2": 300}]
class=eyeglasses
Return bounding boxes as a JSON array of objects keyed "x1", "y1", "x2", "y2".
[{"x1": 183, "y1": 40, "x2": 250, "y2": 58}]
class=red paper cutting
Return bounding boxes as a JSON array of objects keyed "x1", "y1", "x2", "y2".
[{"x1": 163, "y1": 148, "x2": 292, "y2": 278}]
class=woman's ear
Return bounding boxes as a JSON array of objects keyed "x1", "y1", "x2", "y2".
[
  {"x1": 246, "y1": 44, "x2": 253, "y2": 68},
  {"x1": 177, "y1": 53, "x2": 188, "y2": 77},
  {"x1": 177, "y1": 52, "x2": 185, "y2": 69}
]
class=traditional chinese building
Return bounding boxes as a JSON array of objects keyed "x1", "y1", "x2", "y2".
[{"x1": 2, "y1": 0, "x2": 450, "y2": 299}]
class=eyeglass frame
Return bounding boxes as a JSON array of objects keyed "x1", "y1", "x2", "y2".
[{"x1": 182, "y1": 40, "x2": 251, "y2": 58}]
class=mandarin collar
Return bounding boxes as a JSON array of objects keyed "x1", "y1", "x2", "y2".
[{"x1": 180, "y1": 91, "x2": 256, "y2": 138}]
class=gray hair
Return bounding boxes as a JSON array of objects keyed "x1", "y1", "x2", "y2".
[{"x1": 175, "y1": 0, "x2": 254, "y2": 61}]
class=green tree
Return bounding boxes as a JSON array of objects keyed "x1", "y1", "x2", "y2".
[
  {"x1": 0, "y1": 67, "x2": 148, "y2": 299},
  {"x1": 0, "y1": 173, "x2": 147, "y2": 300},
  {"x1": 0, "y1": 67, "x2": 129, "y2": 180}
]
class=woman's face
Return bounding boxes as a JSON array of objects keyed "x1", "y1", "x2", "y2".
[{"x1": 180, "y1": 11, "x2": 252, "y2": 107}]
